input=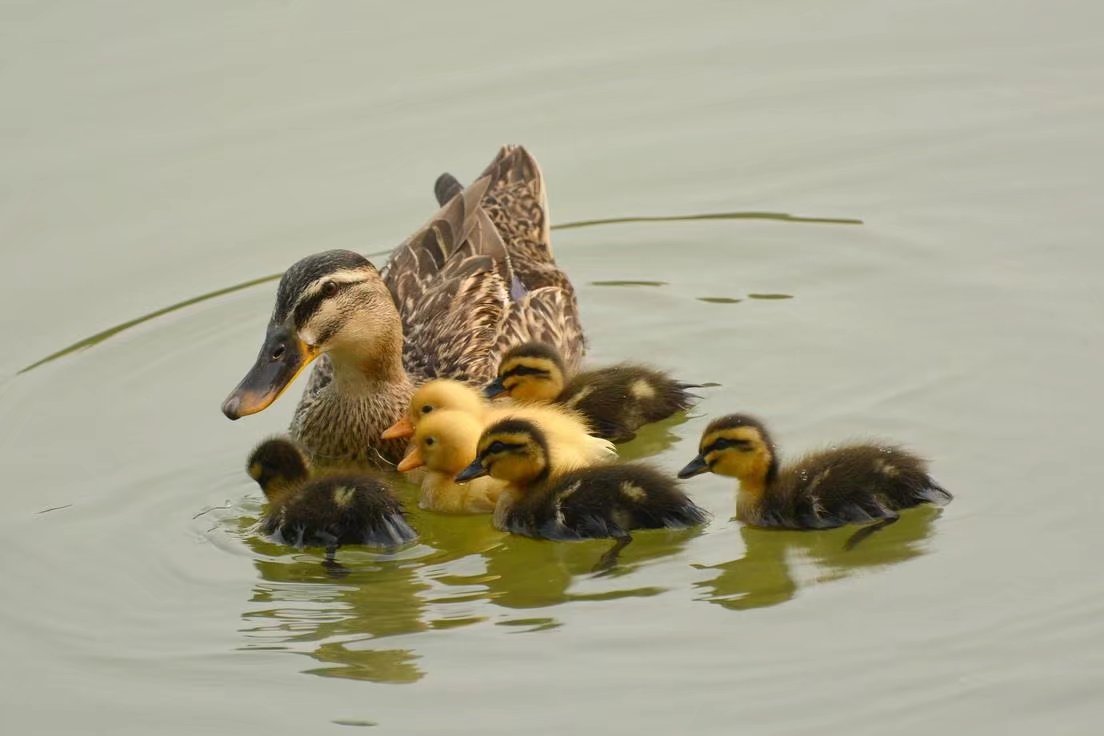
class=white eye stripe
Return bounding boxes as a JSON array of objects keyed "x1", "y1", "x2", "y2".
[{"x1": 292, "y1": 269, "x2": 371, "y2": 311}]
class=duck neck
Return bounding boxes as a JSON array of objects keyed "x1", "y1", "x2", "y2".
[
  {"x1": 262, "y1": 477, "x2": 302, "y2": 508},
  {"x1": 735, "y1": 477, "x2": 768, "y2": 523},
  {"x1": 327, "y1": 317, "x2": 410, "y2": 396},
  {"x1": 492, "y1": 485, "x2": 524, "y2": 531},
  {"x1": 290, "y1": 310, "x2": 414, "y2": 468}
]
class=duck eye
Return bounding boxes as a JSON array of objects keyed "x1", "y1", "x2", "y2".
[
  {"x1": 271, "y1": 344, "x2": 286, "y2": 361},
  {"x1": 420, "y1": 405, "x2": 433, "y2": 415},
  {"x1": 322, "y1": 281, "x2": 339, "y2": 297}
]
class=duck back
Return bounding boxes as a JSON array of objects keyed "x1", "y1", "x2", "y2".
[
  {"x1": 765, "y1": 445, "x2": 952, "y2": 529},
  {"x1": 262, "y1": 476, "x2": 416, "y2": 549},
  {"x1": 562, "y1": 364, "x2": 696, "y2": 442},
  {"x1": 503, "y1": 464, "x2": 709, "y2": 540}
]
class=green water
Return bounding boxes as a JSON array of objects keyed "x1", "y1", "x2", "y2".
[{"x1": 3, "y1": 2, "x2": 1103, "y2": 734}]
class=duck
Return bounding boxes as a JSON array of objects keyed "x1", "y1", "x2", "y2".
[
  {"x1": 222, "y1": 146, "x2": 585, "y2": 469},
  {"x1": 382, "y1": 378, "x2": 616, "y2": 470},
  {"x1": 395, "y1": 409, "x2": 507, "y2": 514},
  {"x1": 677, "y1": 413, "x2": 952, "y2": 548},
  {"x1": 483, "y1": 341, "x2": 699, "y2": 442},
  {"x1": 455, "y1": 418, "x2": 710, "y2": 569},
  {"x1": 246, "y1": 437, "x2": 417, "y2": 564}
]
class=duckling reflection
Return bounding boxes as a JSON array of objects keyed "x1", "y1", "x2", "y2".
[
  {"x1": 430, "y1": 526, "x2": 704, "y2": 610},
  {"x1": 241, "y1": 523, "x2": 433, "y2": 684},
  {"x1": 693, "y1": 505, "x2": 945, "y2": 611},
  {"x1": 613, "y1": 413, "x2": 693, "y2": 462}
]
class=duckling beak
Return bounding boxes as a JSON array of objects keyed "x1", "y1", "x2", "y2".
[
  {"x1": 677, "y1": 454, "x2": 710, "y2": 479},
  {"x1": 381, "y1": 415, "x2": 415, "y2": 440},
  {"x1": 221, "y1": 324, "x2": 319, "y2": 420},
  {"x1": 454, "y1": 459, "x2": 488, "y2": 482},
  {"x1": 396, "y1": 446, "x2": 424, "y2": 473},
  {"x1": 482, "y1": 378, "x2": 508, "y2": 399}
]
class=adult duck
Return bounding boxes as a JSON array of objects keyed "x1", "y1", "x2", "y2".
[{"x1": 222, "y1": 146, "x2": 585, "y2": 467}]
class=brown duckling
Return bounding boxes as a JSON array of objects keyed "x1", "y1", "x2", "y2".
[
  {"x1": 456, "y1": 418, "x2": 709, "y2": 569},
  {"x1": 678, "y1": 414, "x2": 952, "y2": 548},
  {"x1": 483, "y1": 341, "x2": 699, "y2": 442},
  {"x1": 396, "y1": 410, "x2": 507, "y2": 514},
  {"x1": 246, "y1": 437, "x2": 417, "y2": 563}
]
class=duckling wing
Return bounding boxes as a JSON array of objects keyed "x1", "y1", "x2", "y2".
[{"x1": 785, "y1": 446, "x2": 949, "y2": 528}]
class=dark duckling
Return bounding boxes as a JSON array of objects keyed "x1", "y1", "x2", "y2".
[
  {"x1": 484, "y1": 341, "x2": 699, "y2": 443},
  {"x1": 246, "y1": 437, "x2": 417, "y2": 564},
  {"x1": 678, "y1": 414, "x2": 951, "y2": 548},
  {"x1": 456, "y1": 418, "x2": 709, "y2": 569}
]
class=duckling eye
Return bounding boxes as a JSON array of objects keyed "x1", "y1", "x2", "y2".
[
  {"x1": 425, "y1": 437, "x2": 436, "y2": 447},
  {"x1": 322, "y1": 281, "x2": 339, "y2": 297},
  {"x1": 486, "y1": 440, "x2": 507, "y2": 455},
  {"x1": 420, "y1": 405, "x2": 433, "y2": 415}
]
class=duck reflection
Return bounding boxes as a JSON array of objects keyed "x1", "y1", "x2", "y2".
[
  {"x1": 693, "y1": 506, "x2": 945, "y2": 611},
  {"x1": 234, "y1": 469, "x2": 707, "y2": 683},
  {"x1": 614, "y1": 414, "x2": 691, "y2": 461}
]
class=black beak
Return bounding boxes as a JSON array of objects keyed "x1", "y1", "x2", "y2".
[
  {"x1": 482, "y1": 378, "x2": 508, "y2": 399},
  {"x1": 221, "y1": 323, "x2": 318, "y2": 420},
  {"x1": 455, "y1": 459, "x2": 488, "y2": 482},
  {"x1": 677, "y1": 454, "x2": 710, "y2": 479}
]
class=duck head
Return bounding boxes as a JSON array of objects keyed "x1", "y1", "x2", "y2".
[
  {"x1": 483, "y1": 341, "x2": 566, "y2": 402},
  {"x1": 247, "y1": 436, "x2": 310, "y2": 503},
  {"x1": 382, "y1": 379, "x2": 486, "y2": 440},
  {"x1": 397, "y1": 409, "x2": 483, "y2": 474},
  {"x1": 222, "y1": 250, "x2": 400, "y2": 419},
  {"x1": 678, "y1": 413, "x2": 778, "y2": 486},
  {"x1": 455, "y1": 417, "x2": 549, "y2": 486}
]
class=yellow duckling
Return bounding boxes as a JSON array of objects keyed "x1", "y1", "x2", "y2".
[
  {"x1": 382, "y1": 378, "x2": 616, "y2": 470},
  {"x1": 456, "y1": 418, "x2": 709, "y2": 569},
  {"x1": 396, "y1": 410, "x2": 506, "y2": 514},
  {"x1": 247, "y1": 437, "x2": 417, "y2": 564},
  {"x1": 678, "y1": 414, "x2": 952, "y2": 548},
  {"x1": 483, "y1": 341, "x2": 700, "y2": 442}
]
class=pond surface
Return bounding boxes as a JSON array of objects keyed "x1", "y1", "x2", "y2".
[{"x1": 2, "y1": 2, "x2": 1102, "y2": 734}]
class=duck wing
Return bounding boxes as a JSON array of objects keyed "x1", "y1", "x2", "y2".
[
  {"x1": 382, "y1": 145, "x2": 585, "y2": 382},
  {"x1": 479, "y1": 145, "x2": 585, "y2": 370}
]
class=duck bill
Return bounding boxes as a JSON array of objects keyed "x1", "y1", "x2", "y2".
[
  {"x1": 677, "y1": 454, "x2": 710, "y2": 479},
  {"x1": 482, "y1": 378, "x2": 508, "y2": 399},
  {"x1": 221, "y1": 325, "x2": 318, "y2": 420},
  {"x1": 396, "y1": 446, "x2": 424, "y2": 473},
  {"x1": 454, "y1": 459, "x2": 488, "y2": 483},
  {"x1": 381, "y1": 415, "x2": 415, "y2": 440}
]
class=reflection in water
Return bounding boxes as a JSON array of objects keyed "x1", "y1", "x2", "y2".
[
  {"x1": 694, "y1": 507, "x2": 945, "y2": 611},
  {"x1": 236, "y1": 502, "x2": 433, "y2": 685},
  {"x1": 229, "y1": 483, "x2": 706, "y2": 683},
  {"x1": 614, "y1": 413, "x2": 693, "y2": 461}
]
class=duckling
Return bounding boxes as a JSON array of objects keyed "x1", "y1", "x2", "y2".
[
  {"x1": 396, "y1": 410, "x2": 506, "y2": 514},
  {"x1": 246, "y1": 437, "x2": 417, "y2": 564},
  {"x1": 455, "y1": 418, "x2": 709, "y2": 569},
  {"x1": 382, "y1": 378, "x2": 616, "y2": 470},
  {"x1": 677, "y1": 414, "x2": 952, "y2": 549},
  {"x1": 484, "y1": 341, "x2": 699, "y2": 443}
]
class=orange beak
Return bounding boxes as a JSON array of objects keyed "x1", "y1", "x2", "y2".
[
  {"x1": 381, "y1": 415, "x2": 415, "y2": 440},
  {"x1": 396, "y1": 445, "x2": 425, "y2": 473}
]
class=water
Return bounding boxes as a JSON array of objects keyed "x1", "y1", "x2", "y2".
[{"x1": 3, "y1": 2, "x2": 1103, "y2": 733}]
